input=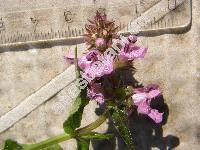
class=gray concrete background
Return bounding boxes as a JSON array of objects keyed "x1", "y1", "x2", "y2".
[{"x1": 0, "y1": 0, "x2": 199, "y2": 149}]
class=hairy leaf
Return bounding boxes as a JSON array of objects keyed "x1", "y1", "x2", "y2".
[
  {"x1": 4, "y1": 139, "x2": 23, "y2": 150},
  {"x1": 110, "y1": 108, "x2": 135, "y2": 150},
  {"x1": 63, "y1": 89, "x2": 89, "y2": 134}
]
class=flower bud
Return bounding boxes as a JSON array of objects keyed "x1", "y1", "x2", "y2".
[{"x1": 95, "y1": 38, "x2": 106, "y2": 47}]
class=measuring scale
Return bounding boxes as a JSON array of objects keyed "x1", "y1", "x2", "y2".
[
  {"x1": 0, "y1": 0, "x2": 193, "y2": 134},
  {"x1": 0, "y1": 0, "x2": 192, "y2": 48}
]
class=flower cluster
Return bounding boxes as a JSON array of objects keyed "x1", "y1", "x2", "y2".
[{"x1": 65, "y1": 11, "x2": 163, "y2": 123}]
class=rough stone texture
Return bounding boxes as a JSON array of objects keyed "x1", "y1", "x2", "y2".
[{"x1": 0, "y1": 0, "x2": 199, "y2": 150}]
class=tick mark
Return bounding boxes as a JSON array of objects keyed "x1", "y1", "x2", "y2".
[{"x1": 0, "y1": 18, "x2": 5, "y2": 31}]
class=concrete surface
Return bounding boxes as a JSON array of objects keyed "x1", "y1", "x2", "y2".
[{"x1": 0, "y1": 0, "x2": 199, "y2": 149}]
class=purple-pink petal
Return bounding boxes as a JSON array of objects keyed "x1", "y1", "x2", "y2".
[
  {"x1": 64, "y1": 53, "x2": 76, "y2": 64},
  {"x1": 148, "y1": 109, "x2": 163, "y2": 123},
  {"x1": 78, "y1": 56, "x2": 92, "y2": 70},
  {"x1": 81, "y1": 55, "x2": 114, "y2": 82},
  {"x1": 148, "y1": 89, "x2": 161, "y2": 99},
  {"x1": 100, "y1": 56, "x2": 114, "y2": 75},
  {"x1": 119, "y1": 43, "x2": 147, "y2": 61},
  {"x1": 132, "y1": 84, "x2": 163, "y2": 123},
  {"x1": 137, "y1": 100, "x2": 151, "y2": 115},
  {"x1": 87, "y1": 83, "x2": 104, "y2": 104},
  {"x1": 132, "y1": 93, "x2": 147, "y2": 106},
  {"x1": 78, "y1": 50, "x2": 100, "y2": 70},
  {"x1": 131, "y1": 46, "x2": 147, "y2": 58}
]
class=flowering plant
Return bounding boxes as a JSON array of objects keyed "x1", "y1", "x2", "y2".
[{"x1": 3, "y1": 11, "x2": 164, "y2": 150}]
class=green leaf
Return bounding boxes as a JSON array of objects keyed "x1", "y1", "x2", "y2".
[
  {"x1": 63, "y1": 89, "x2": 89, "y2": 134},
  {"x1": 110, "y1": 108, "x2": 135, "y2": 150},
  {"x1": 63, "y1": 46, "x2": 89, "y2": 134},
  {"x1": 41, "y1": 144, "x2": 63, "y2": 150},
  {"x1": 81, "y1": 132, "x2": 113, "y2": 140},
  {"x1": 76, "y1": 139, "x2": 90, "y2": 150},
  {"x1": 4, "y1": 139, "x2": 23, "y2": 150}
]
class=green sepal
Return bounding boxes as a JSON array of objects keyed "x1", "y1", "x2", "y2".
[
  {"x1": 3, "y1": 139, "x2": 23, "y2": 150},
  {"x1": 115, "y1": 87, "x2": 127, "y2": 100}
]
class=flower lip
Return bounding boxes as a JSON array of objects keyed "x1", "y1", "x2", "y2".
[
  {"x1": 81, "y1": 55, "x2": 114, "y2": 82},
  {"x1": 148, "y1": 109, "x2": 163, "y2": 123},
  {"x1": 119, "y1": 42, "x2": 148, "y2": 61},
  {"x1": 132, "y1": 93, "x2": 147, "y2": 105},
  {"x1": 85, "y1": 50, "x2": 100, "y2": 61},
  {"x1": 132, "y1": 85, "x2": 163, "y2": 123},
  {"x1": 78, "y1": 50, "x2": 101, "y2": 70}
]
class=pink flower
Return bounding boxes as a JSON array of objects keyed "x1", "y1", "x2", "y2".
[
  {"x1": 137, "y1": 100, "x2": 151, "y2": 114},
  {"x1": 128, "y1": 35, "x2": 137, "y2": 43},
  {"x1": 82, "y1": 55, "x2": 114, "y2": 82},
  {"x1": 96, "y1": 38, "x2": 106, "y2": 47},
  {"x1": 78, "y1": 50, "x2": 101, "y2": 70},
  {"x1": 99, "y1": 55, "x2": 114, "y2": 75},
  {"x1": 132, "y1": 85, "x2": 163, "y2": 123},
  {"x1": 119, "y1": 43, "x2": 147, "y2": 61},
  {"x1": 64, "y1": 52, "x2": 76, "y2": 64},
  {"x1": 112, "y1": 38, "x2": 121, "y2": 45},
  {"x1": 148, "y1": 109, "x2": 163, "y2": 124},
  {"x1": 87, "y1": 82, "x2": 104, "y2": 104}
]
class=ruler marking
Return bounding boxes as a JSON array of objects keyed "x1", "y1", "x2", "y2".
[{"x1": 0, "y1": 0, "x2": 191, "y2": 47}]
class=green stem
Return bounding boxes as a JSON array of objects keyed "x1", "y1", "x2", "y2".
[
  {"x1": 74, "y1": 45, "x2": 80, "y2": 78},
  {"x1": 23, "y1": 112, "x2": 108, "y2": 150},
  {"x1": 23, "y1": 134, "x2": 72, "y2": 150},
  {"x1": 76, "y1": 112, "x2": 108, "y2": 135}
]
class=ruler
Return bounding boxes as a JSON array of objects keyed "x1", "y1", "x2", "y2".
[
  {"x1": 0, "y1": 0, "x2": 192, "y2": 134},
  {"x1": 0, "y1": 0, "x2": 192, "y2": 48}
]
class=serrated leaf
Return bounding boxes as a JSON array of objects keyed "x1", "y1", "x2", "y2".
[
  {"x1": 76, "y1": 138, "x2": 90, "y2": 150},
  {"x1": 4, "y1": 139, "x2": 23, "y2": 150},
  {"x1": 81, "y1": 132, "x2": 113, "y2": 140},
  {"x1": 110, "y1": 108, "x2": 135, "y2": 150},
  {"x1": 63, "y1": 89, "x2": 89, "y2": 135}
]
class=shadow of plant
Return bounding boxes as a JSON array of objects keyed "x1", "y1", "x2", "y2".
[
  {"x1": 92, "y1": 95, "x2": 179, "y2": 150},
  {"x1": 91, "y1": 68, "x2": 180, "y2": 150}
]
